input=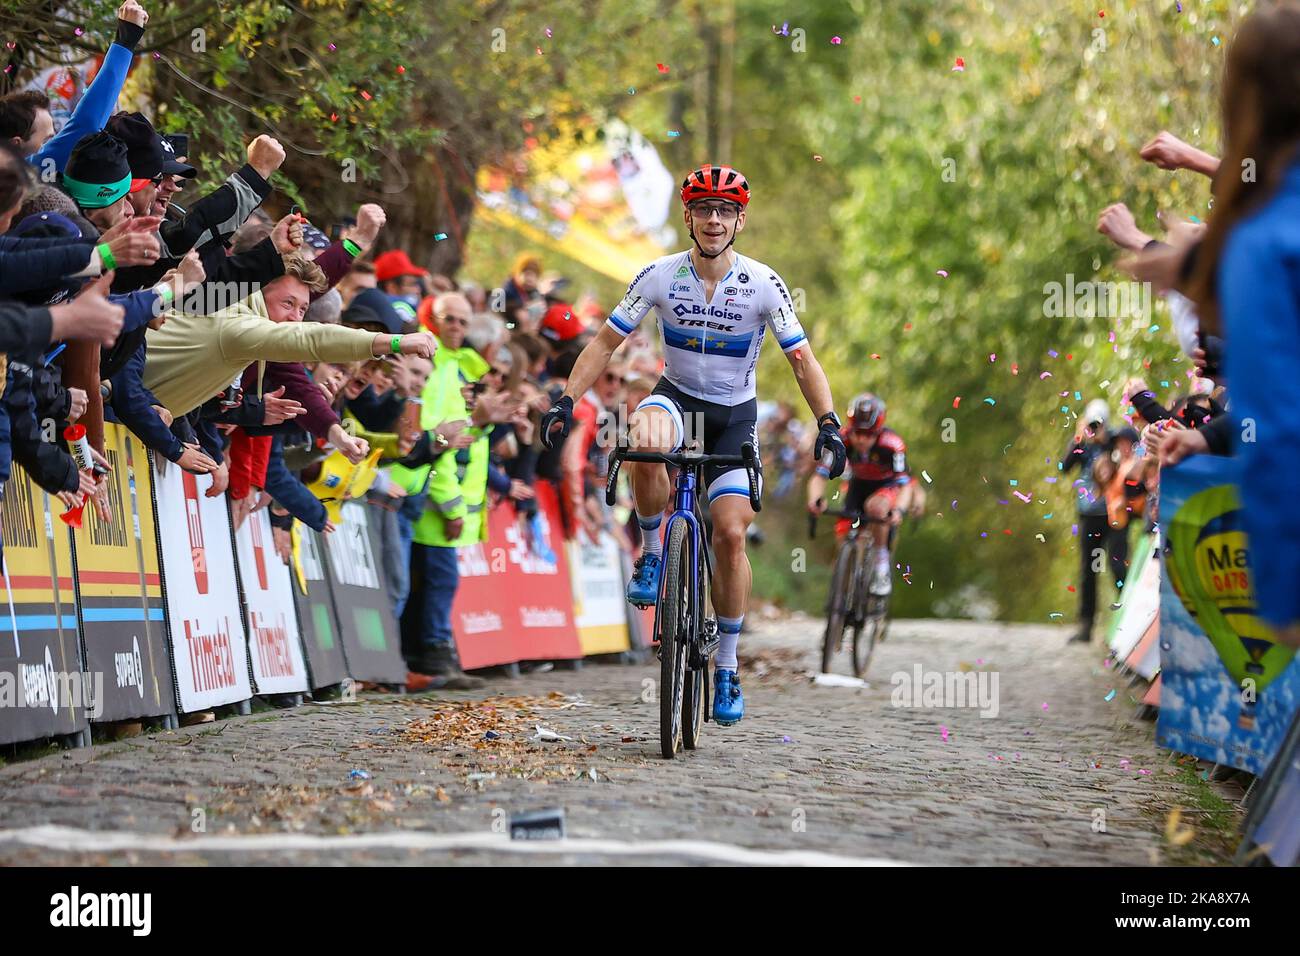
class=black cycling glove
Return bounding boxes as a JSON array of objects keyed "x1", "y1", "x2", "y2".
[
  {"x1": 814, "y1": 411, "x2": 847, "y2": 479},
  {"x1": 540, "y1": 395, "x2": 574, "y2": 450}
]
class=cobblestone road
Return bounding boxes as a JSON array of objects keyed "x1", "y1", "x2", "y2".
[{"x1": 0, "y1": 616, "x2": 1241, "y2": 865}]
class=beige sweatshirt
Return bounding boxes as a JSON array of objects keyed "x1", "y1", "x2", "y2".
[{"x1": 142, "y1": 291, "x2": 378, "y2": 416}]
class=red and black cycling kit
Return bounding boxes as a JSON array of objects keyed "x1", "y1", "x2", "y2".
[{"x1": 816, "y1": 427, "x2": 911, "y2": 516}]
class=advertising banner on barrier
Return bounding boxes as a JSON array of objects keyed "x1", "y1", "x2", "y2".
[
  {"x1": 451, "y1": 482, "x2": 582, "y2": 669},
  {"x1": 323, "y1": 501, "x2": 406, "y2": 684},
  {"x1": 570, "y1": 530, "x2": 631, "y2": 656},
  {"x1": 71, "y1": 425, "x2": 173, "y2": 723},
  {"x1": 153, "y1": 461, "x2": 252, "y2": 713},
  {"x1": 0, "y1": 469, "x2": 89, "y2": 745},
  {"x1": 1109, "y1": 530, "x2": 1161, "y2": 669},
  {"x1": 1156, "y1": 458, "x2": 1300, "y2": 775},
  {"x1": 233, "y1": 509, "x2": 309, "y2": 695},
  {"x1": 290, "y1": 524, "x2": 349, "y2": 690}
]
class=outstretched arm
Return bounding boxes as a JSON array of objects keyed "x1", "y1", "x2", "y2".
[{"x1": 784, "y1": 340, "x2": 834, "y2": 421}]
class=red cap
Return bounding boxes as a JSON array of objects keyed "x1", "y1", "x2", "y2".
[
  {"x1": 372, "y1": 249, "x2": 429, "y2": 282},
  {"x1": 540, "y1": 302, "x2": 584, "y2": 343}
]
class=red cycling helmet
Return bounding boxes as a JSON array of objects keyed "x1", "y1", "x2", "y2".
[
  {"x1": 848, "y1": 392, "x2": 886, "y2": 432},
  {"x1": 680, "y1": 164, "x2": 751, "y2": 208}
]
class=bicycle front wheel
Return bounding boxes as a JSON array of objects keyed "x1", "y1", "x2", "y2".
[
  {"x1": 658, "y1": 520, "x2": 691, "y2": 759},
  {"x1": 822, "y1": 540, "x2": 854, "y2": 674}
]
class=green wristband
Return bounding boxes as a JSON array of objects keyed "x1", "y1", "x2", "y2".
[
  {"x1": 97, "y1": 242, "x2": 116, "y2": 272},
  {"x1": 391, "y1": 335, "x2": 402, "y2": 355},
  {"x1": 342, "y1": 238, "x2": 363, "y2": 257}
]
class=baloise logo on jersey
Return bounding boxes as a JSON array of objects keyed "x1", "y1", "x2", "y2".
[{"x1": 672, "y1": 303, "x2": 743, "y2": 325}]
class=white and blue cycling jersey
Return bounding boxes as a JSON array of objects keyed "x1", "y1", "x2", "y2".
[{"x1": 604, "y1": 250, "x2": 808, "y2": 405}]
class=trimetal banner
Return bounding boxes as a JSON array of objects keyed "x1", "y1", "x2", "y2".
[
  {"x1": 152, "y1": 461, "x2": 251, "y2": 713},
  {"x1": 0, "y1": 468, "x2": 88, "y2": 744},
  {"x1": 71, "y1": 424, "x2": 173, "y2": 723},
  {"x1": 1156, "y1": 458, "x2": 1300, "y2": 775},
  {"x1": 323, "y1": 501, "x2": 406, "y2": 684},
  {"x1": 290, "y1": 523, "x2": 349, "y2": 690},
  {"x1": 232, "y1": 508, "x2": 309, "y2": 695},
  {"x1": 451, "y1": 482, "x2": 582, "y2": 669},
  {"x1": 569, "y1": 530, "x2": 632, "y2": 656}
]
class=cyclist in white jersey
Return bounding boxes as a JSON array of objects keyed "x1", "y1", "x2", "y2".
[{"x1": 542, "y1": 164, "x2": 846, "y2": 726}]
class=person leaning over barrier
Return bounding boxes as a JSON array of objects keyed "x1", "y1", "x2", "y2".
[{"x1": 141, "y1": 254, "x2": 436, "y2": 420}]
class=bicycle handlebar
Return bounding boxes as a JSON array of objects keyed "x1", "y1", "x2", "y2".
[
  {"x1": 806, "y1": 508, "x2": 893, "y2": 539},
  {"x1": 605, "y1": 442, "x2": 761, "y2": 513}
]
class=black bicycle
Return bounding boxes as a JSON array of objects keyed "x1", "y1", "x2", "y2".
[
  {"x1": 606, "y1": 441, "x2": 761, "y2": 759},
  {"x1": 809, "y1": 510, "x2": 896, "y2": 677}
]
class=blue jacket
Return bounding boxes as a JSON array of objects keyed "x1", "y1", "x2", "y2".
[
  {"x1": 263, "y1": 435, "x2": 328, "y2": 532},
  {"x1": 106, "y1": 342, "x2": 183, "y2": 462},
  {"x1": 1219, "y1": 159, "x2": 1300, "y2": 630},
  {"x1": 29, "y1": 40, "x2": 136, "y2": 175}
]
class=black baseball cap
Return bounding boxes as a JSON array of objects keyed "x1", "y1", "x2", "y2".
[{"x1": 106, "y1": 112, "x2": 197, "y2": 185}]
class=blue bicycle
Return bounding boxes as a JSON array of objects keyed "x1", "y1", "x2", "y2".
[{"x1": 606, "y1": 441, "x2": 762, "y2": 759}]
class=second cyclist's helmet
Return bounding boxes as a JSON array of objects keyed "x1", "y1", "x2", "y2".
[{"x1": 848, "y1": 393, "x2": 886, "y2": 432}]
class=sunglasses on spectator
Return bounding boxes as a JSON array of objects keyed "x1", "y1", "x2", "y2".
[
  {"x1": 603, "y1": 372, "x2": 625, "y2": 385},
  {"x1": 488, "y1": 366, "x2": 510, "y2": 377},
  {"x1": 689, "y1": 201, "x2": 740, "y2": 221}
]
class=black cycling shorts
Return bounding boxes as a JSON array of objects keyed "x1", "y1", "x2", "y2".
[{"x1": 635, "y1": 377, "x2": 763, "y2": 507}]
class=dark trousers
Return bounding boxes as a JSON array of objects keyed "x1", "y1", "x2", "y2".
[
  {"x1": 1078, "y1": 513, "x2": 1130, "y2": 634},
  {"x1": 401, "y1": 543, "x2": 459, "y2": 664}
]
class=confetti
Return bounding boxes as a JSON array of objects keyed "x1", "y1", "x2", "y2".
[
  {"x1": 983, "y1": 397, "x2": 996, "y2": 405},
  {"x1": 813, "y1": 154, "x2": 823, "y2": 162},
  {"x1": 1013, "y1": 491, "x2": 1031, "y2": 502},
  {"x1": 1211, "y1": 36, "x2": 1220, "y2": 46},
  {"x1": 936, "y1": 269, "x2": 949, "y2": 277},
  {"x1": 434, "y1": 233, "x2": 448, "y2": 241},
  {"x1": 1098, "y1": 9, "x2": 1105, "y2": 17},
  {"x1": 74, "y1": 27, "x2": 84, "y2": 36},
  {"x1": 396, "y1": 65, "x2": 406, "y2": 74},
  {"x1": 1048, "y1": 612, "x2": 1063, "y2": 619},
  {"x1": 830, "y1": 36, "x2": 842, "y2": 45},
  {"x1": 328, "y1": 42, "x2": 336, "y2": 51},
  {"x1": 657, "y1": 62, "x2": 670, "y2": 73},
  {"x1": 1039, "y1": 371, "x2": 1052, "y2": 380},
  {"x1": 545, "y1": 27, "x2": 553, "y2": 38},
  {"x1": 921, "y1": 470, "x2": 932, "y2": 483},
  {"x1": 667, "y1": 130, "x2": 681, "y2": 137},
  {"x1": 329, "y1": 113, "x2": 339, "y2": 122},
  {"x1": 1011, "y1": 363, "x2": 1019, "y2": 375},
  {"x1": 772, "y1": 22, "x2": 790, "y2": 36},
  {"x1": 360, "y1": 90, "x2": 373, "y2": 101},
  {"x1": 1042, "y1": 702, "x2": 1050, "y2": 710},
  {"x1": 940, "y1": 726, "x2": 949, "y2": 741},
  {"x1": 853, "y1": 95, "x2": 862, "y2": 104},
  {"x1": 1048, "y1": 349, "x2": 1059, "y2": 358},
  {"x1": 951, "y1": 500, "x2": 958, "y2": 509},
  {"x1": 627, "y1": 87, "x2": 636, "y2": 94},
  {"x1": 1035, "y1": 533, "x2": 1046, "y2": 542},
  {"x1": 1104, "y1": 689, "x2": 1116, "y2": 702},
  {"x1": 952, "y1": 56, "x2": 965, "y2": 71},
  {"x1": 952, "y1": 396, "x2": 961, "y2": 408}
]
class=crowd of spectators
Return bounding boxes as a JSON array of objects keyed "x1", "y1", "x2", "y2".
[{"x1": 0, "y1": 2, "x2": 669, "y2": 695}]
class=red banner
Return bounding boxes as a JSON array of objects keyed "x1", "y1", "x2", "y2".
[{"x1": 451, "y1": 481, "x2": 582, "y2": 669}]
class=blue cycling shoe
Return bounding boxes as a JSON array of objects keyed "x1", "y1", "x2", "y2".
[
  {"x1": 713, "y1": 668, "x2": 744, "y2": 725},
  {"x1": 626, "y1": 553, "x2": 662, "y2": 607}
]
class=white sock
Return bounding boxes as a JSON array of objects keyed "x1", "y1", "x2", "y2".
[
  {"x1": 716, "y1": 615, "x2": 742, "y2": 670},
  {"x1": 637, "y1": 512, "x2": 662, "y2": 557}
]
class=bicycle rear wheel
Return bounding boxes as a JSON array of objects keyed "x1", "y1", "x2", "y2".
[
  {"x1": 658, "y1": 520, "x2": 690, "y2": 759},
  {"x1": 821, "y1": 540, "x2": 854, "y2": 674}
]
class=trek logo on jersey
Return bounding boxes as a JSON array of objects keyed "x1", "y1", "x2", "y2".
[
  {"x1": 677, "y1": 318, "x2": 737, "y2": 331},
  {"x1": 770, "y1": 273, "x2": 794, "y2": 310},
  {"x1": 672, "y1": 303, "x2": 743, "y2": 322}
]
